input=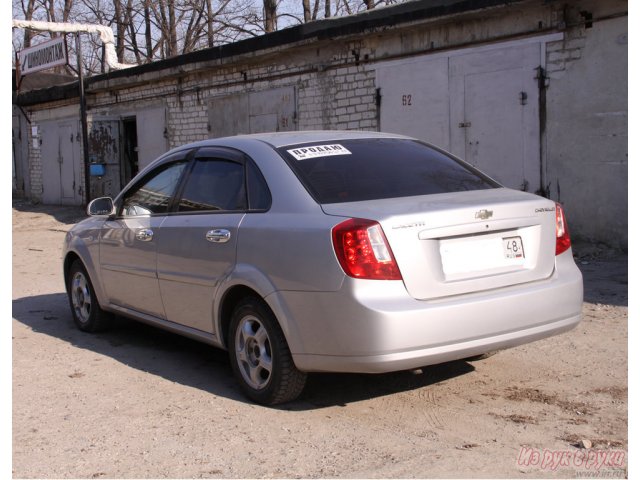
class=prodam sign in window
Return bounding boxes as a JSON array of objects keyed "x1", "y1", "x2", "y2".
[{"x1": 287, "y1": 144, "x2": 352, "y2": 160}]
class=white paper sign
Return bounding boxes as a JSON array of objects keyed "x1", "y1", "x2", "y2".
[{"x1": 287, "y1": 144, "x2": 352, "y2": 160}]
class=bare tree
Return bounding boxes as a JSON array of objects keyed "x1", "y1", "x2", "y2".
[
  {"x1": 264, "y1": 0, "x2": 277, "y2": 32},
  {"x1": 113, "y1": 0, "x2": 126, "y2": 62},
  {"x1": 13, "y1": 0, "x2": 406, "y2": 76},
  {"x1": 143, "y1": 0, "x2": 153, "y2": 59},
  {"x1": 16, "y1": 0, "x2": 38, "y2": 47}
]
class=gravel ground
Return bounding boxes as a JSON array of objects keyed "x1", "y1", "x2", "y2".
[{"x1": 11, "y1": 200, "x2": 628, "y2": 478}]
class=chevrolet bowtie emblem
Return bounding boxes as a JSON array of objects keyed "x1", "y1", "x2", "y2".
[{"x1": 475, "y1": 209, "x2": 493, "y2": 220}]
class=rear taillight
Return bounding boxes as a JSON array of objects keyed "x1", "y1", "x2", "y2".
[
  {"x1": 555, "y1": 203, "x2": 572, "y2": 255},
  {"x1": 332, "y1": 218, "x2": 402, "y2": 280}
]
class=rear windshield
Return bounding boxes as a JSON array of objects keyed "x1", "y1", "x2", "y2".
[{"x1": 277, "y1": 138, "x2": 499, "y2": 204}]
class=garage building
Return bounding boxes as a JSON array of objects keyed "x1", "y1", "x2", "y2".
[{"x1": 12, "y1": 0, "x2": 628, "y2": 248}]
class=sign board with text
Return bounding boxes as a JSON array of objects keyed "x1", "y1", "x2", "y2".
[{"x1": 17, "y1": 36, "x2": 68, "y2": 76}]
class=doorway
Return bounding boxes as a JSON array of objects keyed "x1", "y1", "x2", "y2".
[{"x1": 121, "y1": 117, "x2": 139, "y2": 187}]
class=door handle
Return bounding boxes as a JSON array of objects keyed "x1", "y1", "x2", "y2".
[
  {"x1": 206, "y1": 229, "x2": 231, "y2": 243},
  {"x1": 136, "y1": 228, "x2": 154, "y2": 242}
]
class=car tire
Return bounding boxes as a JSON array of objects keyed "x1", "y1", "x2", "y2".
[
  {"x1": 67, "y1": 260, "x2": 112, "y2": 332},
  {"x1": 228, "y1": 297, "x2": 307, "y2": 405}
]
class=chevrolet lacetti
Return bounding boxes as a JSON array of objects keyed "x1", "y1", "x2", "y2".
[{"x1": 63, "y1": 131, "x2": 583, "y2": 405}]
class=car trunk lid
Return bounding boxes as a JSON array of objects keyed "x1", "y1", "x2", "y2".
[{"x1": 322, "y1": 188, "x2": 558, "y2": 300}]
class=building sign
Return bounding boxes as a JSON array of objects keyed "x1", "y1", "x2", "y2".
[{"x1": 17, "y1": 36, "x2": 68, "y2": 76}]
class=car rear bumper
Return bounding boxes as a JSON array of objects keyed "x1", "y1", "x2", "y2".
[
  {"x1": 292, "y1": 313, "x2": 581, "y2": 373},
  {"x1": 268, "y1": 251, "x2": 583, "y2": 373}
]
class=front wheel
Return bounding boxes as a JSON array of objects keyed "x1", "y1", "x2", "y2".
[
  {"x1": 228, "y1": 297, "x2": 307, "y2": 405},
  {"x1": 67, "y1": 260, "x2": 111, "y2": 332}
]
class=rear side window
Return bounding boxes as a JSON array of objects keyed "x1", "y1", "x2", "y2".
[
  {"x1": 178, "y1": 159, "x2": 246, "y2": 212},
  {"x1": 278, "y1": 138, "x2": 498, "y2": 204},
  {"x1": 246, "y1": 160, "x2": 271, "y2": 211}
]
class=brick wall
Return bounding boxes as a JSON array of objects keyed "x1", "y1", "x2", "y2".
[{"x1": 16, "y1": 0, "x2": 627, "y2": 249}]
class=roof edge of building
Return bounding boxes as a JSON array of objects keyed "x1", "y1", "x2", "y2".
[{"x1": 15, "y1": 0, "x2": 525, "y2": 107}]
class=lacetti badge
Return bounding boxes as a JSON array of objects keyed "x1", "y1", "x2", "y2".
[
  {"x1": 287, "y1": 144, "x2": 352, "y2": 160},
  {"x1": 475, "y1": 209, "x2": 493, "y2": 220},
  {"x1": 18, "y1": 36, "x2": 68, "y2": 76}
]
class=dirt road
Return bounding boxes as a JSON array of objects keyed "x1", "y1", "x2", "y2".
[{"x1": 12, "y1": 201, "x2": 628, "y2": 478}]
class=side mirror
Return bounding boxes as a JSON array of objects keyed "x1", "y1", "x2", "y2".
[{"x1": 87, "y1": 197, "x2": 115, "y2": 217}]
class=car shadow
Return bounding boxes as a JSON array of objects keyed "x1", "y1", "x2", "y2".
[
  {"x1": 13, "y1": 293, "x2": 475, "y2": 410},
  {"x1": 577, "y1": 255, "x2": 628, "y2": 307},
  {"x1": 295, "y1": 361, "x2": 475, "y2": 411}
]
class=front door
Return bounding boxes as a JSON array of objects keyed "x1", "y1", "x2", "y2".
[
  {"x1": 99, "y1": 215, "x2": 168, "y2": 317},
  {"x1": 99, "y1": 155, "x2": 189, "y2": 317}
]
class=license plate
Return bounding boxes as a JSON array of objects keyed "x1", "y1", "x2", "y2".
[{"x1": 503, "y1": 236, "x2": 524, "y2": 259}]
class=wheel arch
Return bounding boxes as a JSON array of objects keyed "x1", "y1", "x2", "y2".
[
  {"x1": 218, "y1": 285, "x2": 262, "y2": 349},
  {"x1": 216, "y1": 283, "x2": 304, "y2": 360},
  {"x1": 63, "y1": 251, "x2": 82, "y2": 293},
  {"x1": 62, "y1": 248, "x2": 109, "y2": 309}
]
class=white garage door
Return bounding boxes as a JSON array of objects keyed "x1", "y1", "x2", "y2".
[
  {"x1": 137, "y1": 106, "x2": 169, "y2": 171},
  {"x1": 376, "y1": 40, "x2": 544, "y2": 192},
  {"x1": 40, "y1": 119, "x2": 82, "y2": 205}
]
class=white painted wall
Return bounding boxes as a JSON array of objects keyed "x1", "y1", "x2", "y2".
[{"x1": 545, "y1": 16, "x2": 627, "y2": 247}]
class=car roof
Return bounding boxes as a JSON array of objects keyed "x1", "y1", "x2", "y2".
[
  {"x1": 150, "y1": 131, "x2": 416, "y2": 172},
  {"x1": 234, "y1": 130, "x2": 412, "y2": 148},
  {"x1": 187, "y1": 130, "x2": 412, "y2": 150}
]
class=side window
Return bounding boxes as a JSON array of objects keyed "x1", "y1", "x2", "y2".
[
  {"x1": 178, "y1": 159, "x2": 247, "y2": 212},
  {"x1": 121, "y1": 162, "x2": 187, "y2": 216},
  {"x1": 247, "y1": 160, "x2": 271, "y2": 211}
]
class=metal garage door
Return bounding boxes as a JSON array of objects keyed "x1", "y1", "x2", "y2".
[
  {"x1": 40, "y1": 119, "x2": 82, "y2": 205},
  {"x1": 376, "y1": 41, "x2": 542, "y2": 192},
  {"x1": 208, "y1": 86, "x2": 297, "y2": 138},
  {"x1": 136, "y1": 106, "x2": 169, "y2": 171}
]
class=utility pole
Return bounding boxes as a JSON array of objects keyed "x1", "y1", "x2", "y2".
[
  {"x1": 13, "y1": 20, "x2": 135, "y2": 206},
  {"x1": 76, "y1": 33, "x2": 91, "y2": 206}
]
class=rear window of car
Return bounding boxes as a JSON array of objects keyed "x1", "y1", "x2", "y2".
[{"x1": 277, "y1": 138, "x2": 499, "y2": 204}]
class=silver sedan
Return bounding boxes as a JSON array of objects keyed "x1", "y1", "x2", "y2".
[{"x1": 63, "y1": 131, "x2": 583, "y2": 405}]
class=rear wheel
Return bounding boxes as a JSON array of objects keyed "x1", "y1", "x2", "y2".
[
  {"x1": 67, "y1": 260, "x2": 111, "y2": 332},
  {"x1": 228, "y1": 297, "x2": 306, "y2": 405}
]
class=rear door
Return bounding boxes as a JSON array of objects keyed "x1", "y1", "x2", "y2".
[{"x1": 156, "y1": 148, "x2": 247, "y2": 333}]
